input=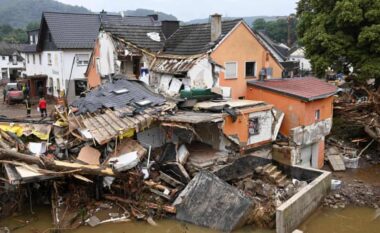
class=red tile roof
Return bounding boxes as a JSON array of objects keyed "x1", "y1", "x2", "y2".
[{"x1": 247, "y1": 77, "x2": 337, "y2": 101}]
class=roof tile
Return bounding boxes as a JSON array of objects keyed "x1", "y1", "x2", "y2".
[{"x1": 248, "y1": 77, "x2": 337, "y2": 101}]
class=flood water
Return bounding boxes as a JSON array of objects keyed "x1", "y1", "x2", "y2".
[
  {"x1": 0, "y1": 206, "x2": 273, "y2": 233},
  {"x1": 1, "y1": 206, "x2": 379, "y2": 233},
  {"x1": 299, "y1": 207, "x2": 380, "y2": 233}
]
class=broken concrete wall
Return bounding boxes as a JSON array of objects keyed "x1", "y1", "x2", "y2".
[
  {"x1": 187, "y1": 58, "x2": 215, "y2": 89},
  {"x1": 289, "y1": 118, "x2": 332, "y2": 146},
  {"x1": 174, "y1": 171, "x2": 253, "y2": 232},
  {"x1": 247, "y1": 110, "x2": 273, "y2": 145},
  {"x1": 276, "y1": 167, "x2": 331, "y2": 233},
  {"x1": 272, "y1": 145, "x2": 300, "y2": 166}
]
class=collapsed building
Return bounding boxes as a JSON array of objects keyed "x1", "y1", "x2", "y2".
[{"x1": 86, "y1": 14, "x2": 285, "y2": 99}]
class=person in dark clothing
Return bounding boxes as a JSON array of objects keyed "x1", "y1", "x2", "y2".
[
  {"x1": 39, "y1": 97, "x2": 47, "y2": 118},
  {"x1": 25, "y1": 98, "x2": 31, "y2": 117},
  {"x1": 3, "y1": 88, "x2": 6, "y2": 103}
]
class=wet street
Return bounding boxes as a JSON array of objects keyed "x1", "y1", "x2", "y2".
[{"x1": 0, "y1": 86, "x2": 54, "y2": 120}]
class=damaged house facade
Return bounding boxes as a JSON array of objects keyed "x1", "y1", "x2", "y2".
[
  {"x1": 247, "y1": 77, "x2": 337, "y2": 169},
  {"x1": 86, "y1": 14, "x2": 284, "y2": 99},
  {"x1": 21, "y1": 11, "x2": 160, "y2": 101}
]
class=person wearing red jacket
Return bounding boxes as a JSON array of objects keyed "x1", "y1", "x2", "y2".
[{"x1": 39, "y1": 97, "x2": 47, "y2": 118}]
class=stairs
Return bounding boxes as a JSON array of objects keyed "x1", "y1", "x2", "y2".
[{"x1": 258, "y1": 164, "x2": 291, "y2": 188}]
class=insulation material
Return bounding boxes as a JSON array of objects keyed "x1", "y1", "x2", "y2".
[
  {"x1": 0, "y1": 123, "x2": 52, "y2": 140},
  {"x1": 109, "y1": 151, "x2": 140, "y2": 172}
]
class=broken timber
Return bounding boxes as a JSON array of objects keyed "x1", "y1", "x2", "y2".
[{"x1": 0, "y1": 148, "x2": 115, "y2": 177}]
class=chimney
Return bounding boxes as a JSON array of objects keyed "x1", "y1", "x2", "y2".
[
  {"x1": 148, "y1": 14, "x2": 159, "y2": 21},
  {"x1": 161, "y1": 20, "x2": 180, "y2": 39},
  {"x1": 210, "y1": 13, "x2": 222, "y2": 42}
]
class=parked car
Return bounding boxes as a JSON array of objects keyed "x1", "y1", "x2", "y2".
[{"x1": 5, "y1": 83, "x2": 24, "y2": 104}]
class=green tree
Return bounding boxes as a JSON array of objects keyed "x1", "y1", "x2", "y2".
[
  {"x1": 253, "y1": 18, "x2": 267, "y2": 31},
  {"x1": 26, "y1": 21, "x2": 40, "y2": 31},
  {"x1": 297, "y1": 0, "x2": 380, "y2": 80},
  {"x1": 252, "y1": 17, "x2": 297, "y2": 45}
]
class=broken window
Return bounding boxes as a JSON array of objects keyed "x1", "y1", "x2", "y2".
[
  {"x1": 76, "y1": 54, "x2": 89, "y2": 66},
  {"x1": 74, "y1": 80, "x2": 87, "y2": 96},
  {"x1": 245, "y1": 62, "x2": 256, "y2": 78},
  {"x1": 249, "y1": 117, "x2": 260, "y2": 135},
  {"x1": 315, "y1": 109, "x2": 320, "y2": 121},
  {"x1": 225, "y1": 62, "x2": 237, "y2": 79},
  {"x1": 47, "y1": 53, "x2": 52, "y2": 65}
]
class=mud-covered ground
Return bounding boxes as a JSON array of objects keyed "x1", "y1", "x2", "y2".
[
  {"x1": 323, "y1": 158, "x2": 380, "y2": 209},
  {"x1": 0, "y1": 86, "x2": 54, "y2": 120}
]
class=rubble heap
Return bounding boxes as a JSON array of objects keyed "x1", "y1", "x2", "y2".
[{"x1": 0, "y1": 79, "x2": 309, "y2": 231}]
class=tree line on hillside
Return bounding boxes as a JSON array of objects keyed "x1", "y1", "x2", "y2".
[
  {"x1": 0, "y1": 22, "x2": 39, "y2": 44},
  {"x1": 252, "y1": 16, "x2": 298, "y2": 46}
]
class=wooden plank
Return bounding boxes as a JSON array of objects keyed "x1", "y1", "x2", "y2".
[
  {"x1": 328, "y1": 155, "x2": 346, "y2": 171},
  {"x1": 105, "y1": 111, "x2": 129, "y2": 129}
]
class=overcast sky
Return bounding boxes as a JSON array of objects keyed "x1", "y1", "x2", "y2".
[{"x1": 56, "y1": 0, "x2": 299, "y2": 21}]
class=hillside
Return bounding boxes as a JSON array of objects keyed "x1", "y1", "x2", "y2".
[
  {"x1": 186, "y1": 16, "x2": 286, "y2": 26},
  {"x1": 123, "y1": 8, "x2": 177, "y2": 21},
  {"x1": 0, "y1": 0, "x2": 91, "y2": 28}
]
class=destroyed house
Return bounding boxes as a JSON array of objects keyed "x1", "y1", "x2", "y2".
[
  {"x1": 86, "y1": 14, "x2": 284, "y2": 99},
  {"x1": 21, "y1": 11, "x2": 160, "y2": 102},
  {"x1": 70, "y1": 76, "x2": 175, "y2": 145},
  {"x1": 247, "y1": 77, "x2": 337, "y2": 168}
]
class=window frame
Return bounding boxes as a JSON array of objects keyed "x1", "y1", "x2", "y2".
[
  {"x1": 47, "y1": 53, "x2": 52, "y2": 66},
  {"x1": 224, "y1": 61, "x2": 238, "y2": 79},
  {"x1": 315, "y1": 109, "x2": 321, "y2": 121},
  {"x1": 245, "y1": 61, "x2": 257, "y2": 78},
  {"x1": 76, "y1": 54, "x2": 90, "y2": 66}
]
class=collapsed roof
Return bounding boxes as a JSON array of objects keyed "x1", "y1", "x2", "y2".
[{"x1": 71, "y1": 76, "x2": 167, "y2": 114}]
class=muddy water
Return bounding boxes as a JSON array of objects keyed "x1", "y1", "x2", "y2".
[
  {"x1": 1, "y1": 206, "x2": 380, "y2": 233},
  {"x1": 0, "y1": 207, "x2": 273, "y2": 233},
  {"x1": 300, "y1": 207, "x2": 380, "y2": 233}
]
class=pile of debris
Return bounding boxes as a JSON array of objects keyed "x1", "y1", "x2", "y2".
[
  {"x1": 334, "y1": 84, "x2": 379, "y2": 150},
  {"x1": 0, "y1": 79, "x2": 304, "y2": 232}
]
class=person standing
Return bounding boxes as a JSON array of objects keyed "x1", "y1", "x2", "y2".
[
  {"x1": 25, "y1": 97, "x2": 31, "y2": 118},
  {"x1": 38, "y1": 97, "x2": 47, "y2": 118},
  {"x1": 3, "y1": 87, "x2": 6, "y2": 103}
]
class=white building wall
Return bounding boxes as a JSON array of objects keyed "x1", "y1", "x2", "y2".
[
  {"x1": 187, "y1": 58, "x2": 215, "y2": 89},
  {"x1": 0, "y1": 54, "x2": 24, "y2": 79},
  {"x1": 98, "y1": 32, "x2": 117, "y2": 76},
  {"x1": 289, "y1": 48, "x2": 312, "y2": 71},
  {"x1": 22, "y1": 49, "x2": 90, "y2": 97}
]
